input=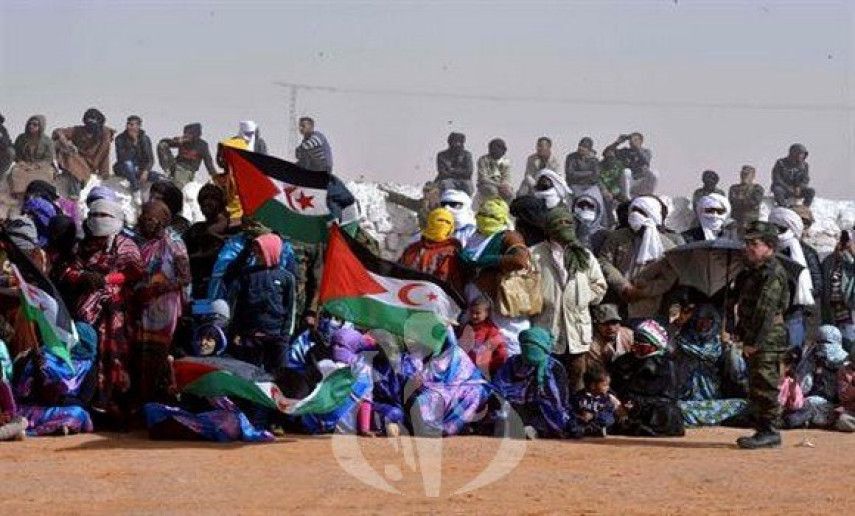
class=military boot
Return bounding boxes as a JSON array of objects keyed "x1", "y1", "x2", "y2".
[{"x1": 736, "y1": 428, "x2": 782, "y2": 449}]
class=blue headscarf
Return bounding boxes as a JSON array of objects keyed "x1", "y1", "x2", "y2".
[{"x1": 22, "y1": 197, "x2": 58, "y2": 247}]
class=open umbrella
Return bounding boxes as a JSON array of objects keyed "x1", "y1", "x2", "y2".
[
  {"x1": 665, "y1": 239, "x2": 805, "y2": 297},
  {"x1": 665, "y1": 239, "x2": 745, "y2": 297}
]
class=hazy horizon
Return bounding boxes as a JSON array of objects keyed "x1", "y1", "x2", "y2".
[{"x1": 1, "y1": 0, "x2": 853, "y2": 199}]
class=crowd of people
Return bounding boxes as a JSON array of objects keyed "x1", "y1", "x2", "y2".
[{"x1": 0, "y1": 108, "x2": 853, "y2": 450}]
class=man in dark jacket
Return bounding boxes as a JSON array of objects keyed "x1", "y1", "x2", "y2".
[
  {"x1": 113, "y1": 115, "x2": 154, "y2": 199},
  {"x1": 435, "y1": 132, "x2": 474, "y2": 195},
  {"x1": 0, "y1": 113, "x2": 13, "y2": 175},
  {"x1": 771, "y1": 143, "x2": 814, "y2": 207}
]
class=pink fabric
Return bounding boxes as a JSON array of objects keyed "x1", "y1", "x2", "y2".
[
  {"x1": 0, "y1": 380, "x2": 16, "y2": 416},
  {"x1": 357, "y1": 400, "x2": 372, "y2": 433},
  {"x1": 778, "y1": 376, "x2": 804, "y2": 410},
  {"x1": 255, "y1": 234, "x2": 282, "y2": 268}
]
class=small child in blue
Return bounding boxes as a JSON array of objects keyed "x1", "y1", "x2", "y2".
[{"x1": 570, "y1": 365, "x2": 617, "y2": 438}]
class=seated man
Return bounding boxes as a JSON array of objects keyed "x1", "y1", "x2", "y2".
[
  {"x1": 771, "y1": 143, "x2": 814, "y2": 207},
  {"x1": 603, "y1": 132, "x2": 656, "y2": 197},
  {"x1": 564, "y1": 137, "x2": 600, "y2": 191},
  {"x1": 157, "y1": 123, "x2": 218, "y2": 189},
  {"x1": 587, "y1": 304, "x2": 633, "y2": 372},
  {"x1": 518, "y1": 137, "x2": 560, "y2": 197},
  {"x1": 8, "y1": 115, "x2": 55, "y2": 200},
  {"x1": 691, "y1": 170, "x2": 725, "y2": 211},
  {"x1": 52, "y1": 108, "x2": 115, "y2": 196},
  {"x1": 435, "y1": 132, "x2": 473, "y2": 195},
  {"x1": 492, "y1": 327, "x2": 573, "y2": 439},
  {"x1": 113, "y1": 115, "x2": 154, "y2": 201},
  {"x1": 476, "y1": 138, "x2": 513, "y2": 203},
  {"x1": 728, "y1": 165, "x2": 764, "y2": 235}
]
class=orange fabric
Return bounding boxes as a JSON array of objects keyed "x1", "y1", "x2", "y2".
[{"x1": 398, "y1": 238, "x2": 465, "y2": 295}]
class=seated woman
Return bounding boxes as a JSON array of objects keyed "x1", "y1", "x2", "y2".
[
  {"x1": 784, "y1": 325, "x2": 849, "y2": 429},
  {"x1": 461, "y1": 198, "x2": 531, "y2": 353},
  {"x1": 398, "y1": 207, "x2": 465, "y2": 295},
  {"x1": 610, "y1": 320, "x2": 685, "y2": 437},
  {"x1": 492, "y1": 327, "x2": 572, "y2": 439},
  {"x1": 295, "y1": 327, "x2": 375, "y2": 435},
  {"x1": 12, "y1": 323, "x2": 98, "y2": 436},
  {"x1": 672, "y1": 304, "x2": 748, "y2": 426},
  {"x1": 372, "y1": 321, "x2": 489, "y2": 437}
]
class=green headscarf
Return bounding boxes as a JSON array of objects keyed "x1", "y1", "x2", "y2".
[
  {"x1": 475, "y1": 198, "x2": 510, "y2": 236},
  {"x1": 519, "y1": 327, "x2": 553, "y2": 388},
  {"x1": 545, "y1": 206, "x2": 590, "y2": 274}
]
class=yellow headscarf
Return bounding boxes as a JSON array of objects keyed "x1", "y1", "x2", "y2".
[
  {"x1": 422, "y1": 207, "x2": 455, "y2": 242},
  {"x1": 475, "y1": 198, "x2": 510, "y2": 236}
]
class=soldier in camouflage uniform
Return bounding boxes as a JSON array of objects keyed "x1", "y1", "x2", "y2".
[{"x1": 732, "y1": 221, "x2": 791, "y2": 449}]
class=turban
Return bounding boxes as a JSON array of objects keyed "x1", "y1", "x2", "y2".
[
  {"x1": 441, "y1": 189, "x2": 476, "y2": 231},
  {"x1": 633, "y1": 319, "x2": 669, "y2": 357},
  {"x1": 628, "y1": 196, "x2": 666, "y2": 264},
  {"x1": 475, "y1": 198, "x2": 510, "y2": 236},
  {"x1": 519, "y1": 327, "x2": 554, "y2": 387},
  {"x1": 6, "y1": 216, "x2": 39, "y2": 251},
  {"x1": 533, "y1": 169, "x2": 571, "y2": 210},
  {"x1": 254, "y1": 233, "x2": 283, "y2": 269},
  {"x1": 770, "y1": 206, "x2": 813, "y2": 306},
  {"x1": 86, "y1": 199, "x2": 124, "y2": 238},
  {"x1": 422, "y1": 207, "x2": 455, "y2": 242},
  {"x1": 696, "y1": 193, "x2": 731, "y2": 241}
]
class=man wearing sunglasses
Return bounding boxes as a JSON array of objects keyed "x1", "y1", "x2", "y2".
[{"x1": 682, "y1": 193, "x2": 735, "y2": 243}]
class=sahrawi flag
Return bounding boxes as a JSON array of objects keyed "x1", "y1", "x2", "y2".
[
  {"x1": 319, "y1": 224, "x2": 465, "y2": 353},
  {"x1": 221, "y1": 146, "x2": 339, "y2": 244},
  {"x1": 0, "y1": 232, "x2": 76, "y2": 366}
]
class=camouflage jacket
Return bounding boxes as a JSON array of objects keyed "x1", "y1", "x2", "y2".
[{"x1": 734, "y1": 257, "x2": 791, "y2": 351}]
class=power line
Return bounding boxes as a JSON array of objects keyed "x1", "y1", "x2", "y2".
[{"x1": 274, "y1": 80, "x2": 854, "y2": 112}]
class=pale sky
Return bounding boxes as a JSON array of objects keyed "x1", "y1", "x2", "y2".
[{"x1": 1, "y1": 0, "x2": 853, "y2": 198}]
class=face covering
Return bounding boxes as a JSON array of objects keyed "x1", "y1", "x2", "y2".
[
  {"x1": 534, "y1": 188, "x2": 561, "y2": 209},
  {"x1": 628, "y1": 196, "x2": 665, "y2": 265},
  {"x1": 422, "y1": 207, "x2": 455, "y2": 242},
  {"x1": 533, "y1": 169, "x2": 570, "y2": 210},
  {"x1": 574, "y1": 207, "x2": 597, "y2": 223},
  {"x1": 519, "y1": 327, "x2": 553, "y2": 388},
  {"x1": 475, "y1": 198, "x2": 510, "y2": 236},
  {"x1": 440, "y1": 189, "x2": 475, "y2": 231},
  {"x1": 696, "y1": 193, "x2": 730, "y2": 241},
  {"x1": 769, "y1": 206, "x2": 814, "y2": 306},
  {"x1": 86, "y1": 199, "x2": 124, "y2": 238}
]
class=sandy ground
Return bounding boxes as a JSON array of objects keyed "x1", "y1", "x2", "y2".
[{"x1": 1, "y1": 427, "x2": 853, "y2": 514}]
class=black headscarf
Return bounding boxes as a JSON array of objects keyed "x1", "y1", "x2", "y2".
[
  {"x1": 25, "y1": 180, "x2": 59, "y2": 202},
  {"x1": 150, "y1": 180, "x2": 183, "y2": 219}
]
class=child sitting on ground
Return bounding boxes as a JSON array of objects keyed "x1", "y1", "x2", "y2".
[
  {"x1": 570, "y1": 365, "x2": 617, "y2": 437},
  {"x1": 457, "y1": 294, "x2": 508, "y2": 380}
]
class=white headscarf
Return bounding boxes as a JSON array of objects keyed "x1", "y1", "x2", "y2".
[
  {"x1": 533, "y1": 169, "x2": 572, "y2": 209},
  {"x1": 696, "y1": 193, "x2": 731, "y2": 241},
  {"x1": 769, "y1": 206, "x2": 814, "y2": 306},
  {"x1": 239, "y1": 120, "x2": 257, "y2": 150},
  {"x1": 441, "y1": 189, "x2": 476, "y2": 244},
  {"x1": 86, "y1": 199, "x2": 125, "y2": 242},
  {"x1": 628, "y1": 196, "x2": 665, "y2": 265}
]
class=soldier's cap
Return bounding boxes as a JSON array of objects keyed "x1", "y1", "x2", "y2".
[
  {"x1": 743, "y1": 221, "x2": 779, "y2": 246},
  {"x1": 592, "y1": 304, "x2": 622, "y2": 324}
]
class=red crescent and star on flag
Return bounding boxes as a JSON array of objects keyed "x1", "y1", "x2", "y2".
[
  {"x1": 397, "y1": 283, "x2": 439, "y2": 306},
  {"x1": 283, "y1": 185, "x2": 315, "y2": 212}
]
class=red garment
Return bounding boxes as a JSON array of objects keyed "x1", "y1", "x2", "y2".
[
  {"x1": 457, "y1": 319, "x2": 509, "y2": 379},
  {"x1": 399, "y1": 237, "x2": 465, "y2": 295},
  {"x1": 61, "y1": 234, "x2": 144, "y2": 412}
]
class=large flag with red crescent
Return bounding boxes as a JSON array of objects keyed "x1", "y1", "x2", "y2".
[
  {"x1": 319, "y1": 225, "x2": 465, "y2": 353},
  {"x1": 221, "y1": 146, "x2": 334, "y2": 243}
]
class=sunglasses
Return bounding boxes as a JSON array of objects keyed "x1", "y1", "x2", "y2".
[
  {"x1": 703, "y1": 207, "x2": 726, "y2": 215},
  {"x1": 441, "y1": 201, "x2": 463, "y2": 209}
]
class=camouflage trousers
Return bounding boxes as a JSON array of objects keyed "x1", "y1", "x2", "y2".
[
  {"x1": 292, "y1": 240, "x2": 325, "y2": 318},
  {"x1": 748, "y1": 351, "x2": 784, "y2": 430}
]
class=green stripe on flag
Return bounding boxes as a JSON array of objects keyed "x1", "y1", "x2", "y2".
[
  {"x1": 253, "y1": 199, "x2": 331, "y2": 244},
  {"x1": 287, "y1": 367, "x2": 356, "y2": 416},
  {"x1": 324, "y1": 297, "x2": 449, "y2": 354},
  {"x1": 183, "y1": 370, "x2": 277, "y2": 410},
  {"x1": 20, "y1": 292, "x2": 73, "y2": 367}
]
